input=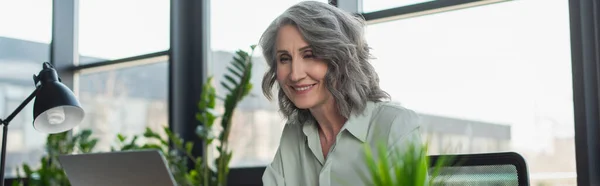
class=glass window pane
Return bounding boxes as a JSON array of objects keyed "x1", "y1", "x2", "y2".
[
  {"x1": 78, "y1": 0, "x2": 170, "y2": 64},
  {"x1": 366, "y1": 0, "x2": 574, "y2": 185},
  {"x1": 0, "y1": 0, "x2": 52, "y2": 177},
  {"x1": 210, "y1": 0, "x2": 329, "y2": 167},
  {"x1": 363, "y1": 0, "x2": 435, "y2": 13},
  {"x1": 76, "y1": 60, "x2": 169, "y2": 151}
]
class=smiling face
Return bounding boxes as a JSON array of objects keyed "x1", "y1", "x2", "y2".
[{"x1": 275, "y1": 25, "x2": 331, "y2": 110}]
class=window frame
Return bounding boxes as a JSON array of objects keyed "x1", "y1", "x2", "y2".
[
  {"x1": 358, "y1": 0, "x2": 599, "y2": 185},
  {"x1": 361, "y1": 0, "x2": 510, "y2": 24},
  {"x1": 569, "y1": 0, "x2": 600, "y2": 185},
  {"x1": 46, "y1": 0, "x2": 600, "y2": 185}
]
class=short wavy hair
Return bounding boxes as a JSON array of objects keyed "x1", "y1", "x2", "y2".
[{"x1": 259, "y1": 1, "x2": 390, "y2": 124}]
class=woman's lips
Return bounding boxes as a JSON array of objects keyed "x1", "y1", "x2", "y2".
[{"x1": 291, "y1": 84, "x2": 316, "y2": 94}]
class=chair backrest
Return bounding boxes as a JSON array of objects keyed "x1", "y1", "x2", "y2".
[{"x1": 428, "y1": 152, "x2": 529, "y2": 186}]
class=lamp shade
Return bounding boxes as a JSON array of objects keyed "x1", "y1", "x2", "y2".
[{"x1": 32, "y1": 63, "x2": 84, "y2": 134}]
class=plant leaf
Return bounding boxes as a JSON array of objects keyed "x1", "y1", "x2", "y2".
[
  {"x1": 224, "y1": 75, "x2": 239, "y2": 87},
  {"x1": 232, "y1": 61, "x2": 245, "y2": 72},
  {"x1": 185, "y1": 142, "x2": 194, "y2": 155},
  {"x1": 221, "y1": 82, "x2": 233, "y2": 92},
  {"x1": 227, "y1": 66, "x2": 243, "y2": 79}
]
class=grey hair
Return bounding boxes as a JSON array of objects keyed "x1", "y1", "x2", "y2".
[{"x1": 259, "y1": 1, "x2": 390, "y2": 124}]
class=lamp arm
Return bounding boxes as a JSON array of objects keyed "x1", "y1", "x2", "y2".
[
  {"x1": 0, "y1": 87, "x2": 37, "y2": 186},
  {"x1": 0, "y1": 88, "x2": 38, "y2": 126}
]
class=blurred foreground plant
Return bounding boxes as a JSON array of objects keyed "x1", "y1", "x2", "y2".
[{"x1": 359, "y1": 141, "x2": 453, "y2": 186}]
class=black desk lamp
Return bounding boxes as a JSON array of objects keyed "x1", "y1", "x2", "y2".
[{"x1": 0, "y1": 62, "x2": 84, "y2": 186}]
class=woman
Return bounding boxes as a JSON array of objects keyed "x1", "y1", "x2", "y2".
[{"x1": 259, "y1": 1, "x2": 423, "y2": 186}]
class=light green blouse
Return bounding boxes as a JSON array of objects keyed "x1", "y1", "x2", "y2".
[{"x1": 262, "y1": 101, "x2": 423, "y2": 186}]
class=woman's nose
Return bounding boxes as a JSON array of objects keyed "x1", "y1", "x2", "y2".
[{"x1": 289, "y1": 59, "x2": 306, "y2": 82}]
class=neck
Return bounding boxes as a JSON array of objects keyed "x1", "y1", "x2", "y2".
[{"x1": 310, "y1": 99, "x2": 347, "y2": 143}]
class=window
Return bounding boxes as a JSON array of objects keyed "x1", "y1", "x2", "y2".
[
  {"x1": 75, "y1": 60, "x2": 169, "y2": 151},
  {"x1": 210, "y1": 0, "x2": 329, "y2": 167},
  {"x1": 362, "y1": 0, "x2": 435, "y2": 12},
  {"x1": 365, "y1": 0, "x2": 574, "y2": 185},
  {"x1": 78, "y1": 0, "x2": 170, "y2": 64},
  {"x1": 0, "y1": 0, "x2": 52, "y2": 177}
]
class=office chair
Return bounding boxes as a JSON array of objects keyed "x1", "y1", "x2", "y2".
[{"x1": 429, "y1": 152, "x2": 529, "y2": 186}]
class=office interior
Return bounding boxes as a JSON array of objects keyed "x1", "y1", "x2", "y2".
[{"x1": 0, "y1": 0, "x2": 598, "y2": 185}]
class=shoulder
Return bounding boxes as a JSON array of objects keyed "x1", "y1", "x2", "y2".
[
  {"x1": 368, "y1": 101, "x2": 421, "y2": 139},
  {"x1": 372, "y1": 101, "x2": 420, "y2": 123},
  {"x1": 277, "y1": 121, "x2": 305, "y2": 148}
]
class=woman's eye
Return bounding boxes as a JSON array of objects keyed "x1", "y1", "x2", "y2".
[
  {"x1": 304, "y1": 51, "x2": 314, "y2": 58},
  {"x1": 279, "y1": 56, "x2": 291, "y2": 63}
]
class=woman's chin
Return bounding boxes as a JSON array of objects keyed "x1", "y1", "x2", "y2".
[{"x1": 292, "y1": 101, "x2": 315, "y2": 109}]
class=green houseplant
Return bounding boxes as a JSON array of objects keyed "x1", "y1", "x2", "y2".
[
  {"x1": 13, "y1": 129, "x2": 98, "y2": 186},
  {"x1": 113, "y1": 45, "x2": 257, "y2": 186},
  {"x1": 13, "y1": 45, "x2": 256, "y2": 186},
  {"x1": 361, "y1": 143, "x2": 453, "y2": 186},
  {"x1": 359, "y1": 141, "x2": 453, "y2": 186}
]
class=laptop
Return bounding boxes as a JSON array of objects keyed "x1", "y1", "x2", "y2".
[{"x1": 58, "y1": 150, "x2": 177, "y2": 186}]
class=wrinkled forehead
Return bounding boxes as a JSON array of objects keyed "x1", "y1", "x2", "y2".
[{"x1": 275, "y1": 25, "x2": 311, "y2": 52}]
